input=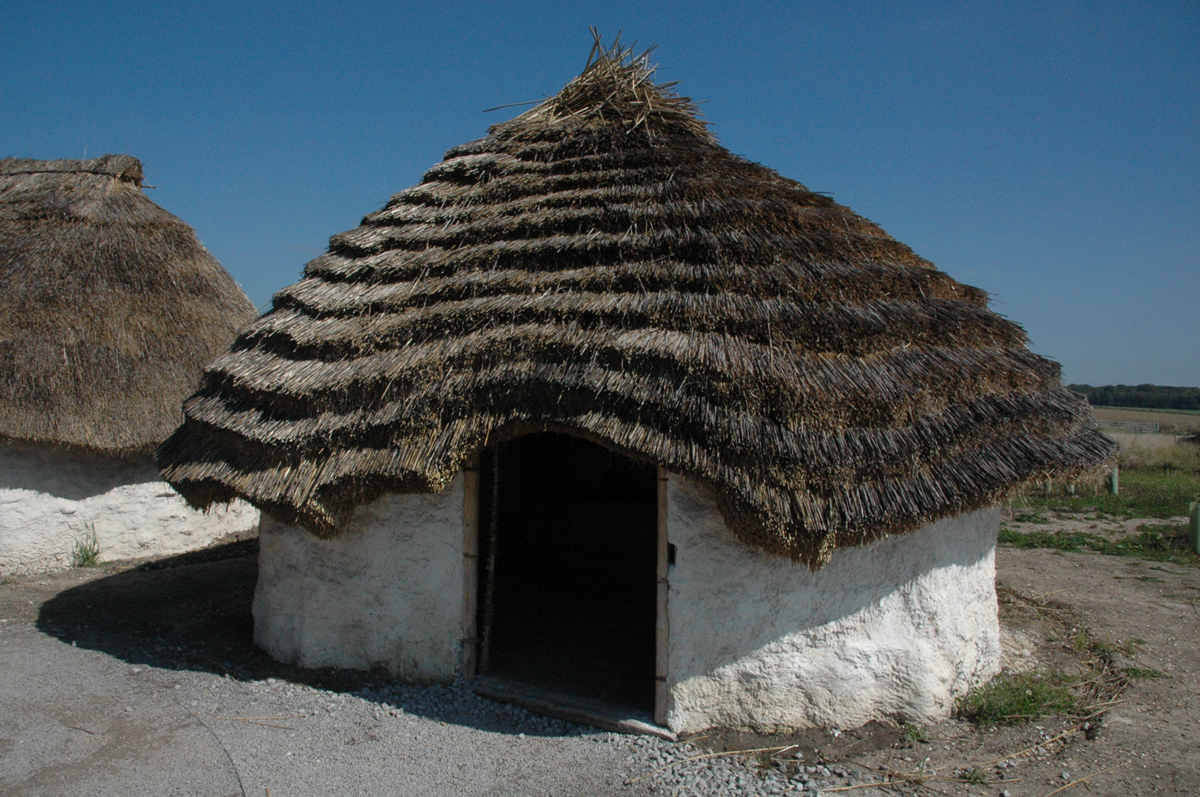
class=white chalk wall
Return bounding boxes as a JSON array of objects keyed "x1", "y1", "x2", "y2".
[
  {"x1": 0, "y1": 440, "x2": 259, "y2": 576},
  {"x1": 666, "y1": 475, "x2": 1000, "y2": 734},
  {"x1": 253, "y1": 473, "x2": 465, "y2": 681}
]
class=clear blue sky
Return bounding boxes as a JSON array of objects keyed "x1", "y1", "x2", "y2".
[{"x1": 3, "y1": 1, "x2": 1197, "y2": 387}]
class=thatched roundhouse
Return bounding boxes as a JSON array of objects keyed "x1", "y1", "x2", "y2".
[
  {"x1": 159, "y1": 45, "x2": 1114, "y2": 733},
  {"x1": 0, "y1": 155, "x2": 259, "y2": 575}
]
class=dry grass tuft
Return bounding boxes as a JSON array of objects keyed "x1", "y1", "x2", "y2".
[{"x1": 1117, "y1": 439, "x2": 1200, "y2": 472}]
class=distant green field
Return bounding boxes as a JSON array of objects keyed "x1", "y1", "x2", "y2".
[{"x1": 1096, "y1": 406, "x2": 1200, "y2": 417}]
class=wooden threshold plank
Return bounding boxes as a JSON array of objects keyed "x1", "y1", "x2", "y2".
[{"x1": 472, "y1": 676, "x2": 676, "y2": 741}]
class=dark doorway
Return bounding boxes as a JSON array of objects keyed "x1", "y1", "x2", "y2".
[{"x1": 477, "y1": 433, "x2": 658, "y2": 713}]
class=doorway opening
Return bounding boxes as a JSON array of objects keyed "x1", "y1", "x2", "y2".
[{"x1": 477, "y1": 433, "x2": 658, "y2": 713}]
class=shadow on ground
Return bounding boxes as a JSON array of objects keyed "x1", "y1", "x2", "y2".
[{"x1": 34, "y1": 540, "x2": 570, "y2": 736}]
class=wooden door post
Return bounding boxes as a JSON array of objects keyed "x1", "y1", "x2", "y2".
[
  {"x1": 462, "y1": 453, "x2": 481, "y2": 680},
  {"x1": 478, "y1": 448, "x2": 502, "y2": 674},
  {"x1": 655, "y1": 467, "x2": 670, "y2": 727}
]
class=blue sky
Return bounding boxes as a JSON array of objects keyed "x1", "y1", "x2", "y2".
[{"x1": 3, "y1": 1, "x2": 1197, "y2": 386}]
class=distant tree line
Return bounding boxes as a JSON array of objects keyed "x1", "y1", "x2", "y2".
[{"x1": 1067, "y1": 384, "x2": 1200, "y2": 411}]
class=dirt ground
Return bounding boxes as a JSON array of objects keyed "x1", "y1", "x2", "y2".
[{"x1": 2, "y1": 526, "x2": 1200, "y2": 795}]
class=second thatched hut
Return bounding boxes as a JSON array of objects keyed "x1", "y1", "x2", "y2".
[
  {"x1": 0, "y1": 155, "x2": 259, "y2": 575},
  {"x1": 159, "y1": 46, "x2": 1114, "y2": 733}
]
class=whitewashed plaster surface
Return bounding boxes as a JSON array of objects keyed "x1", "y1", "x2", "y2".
[
  {"x1": 0, "y1": 440, "x2": 259, "y2": 576},
  {"x1": 665, "y1": 475, "x2": 1000, "y2": 734},
  {"x1": 253, "y1": 473, "x2": 465, "y2": 681}
]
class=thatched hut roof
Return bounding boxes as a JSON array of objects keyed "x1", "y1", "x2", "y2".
[
  {"x1": 158, "y1": 43, "x2": 1115, "y2": 565},
  {"x1": 0, "y1": 154, "x2": 256, "y2": 454}
]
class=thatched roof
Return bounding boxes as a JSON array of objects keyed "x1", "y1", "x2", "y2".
[
  {"x1": 0, "y1": 154, "x2": 256, "y2": 454},
  {"x1": 157, "y1": 43, "x2": 1115, "y2": 565}
]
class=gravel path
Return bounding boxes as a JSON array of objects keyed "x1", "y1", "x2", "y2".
[
  {"x1": 1, "y1": 625, "x2": 646, "y2": 796},
  {"x1": 0, "y1": 626, "x2": 861, "y2": 796},
  {"x1": 0, "y1": 553, "x2": 865, "y2": 796}
]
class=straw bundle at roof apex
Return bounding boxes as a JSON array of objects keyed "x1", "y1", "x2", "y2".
[{"x1": 501, "y1": 32, "x2": 712, "y2": 142}]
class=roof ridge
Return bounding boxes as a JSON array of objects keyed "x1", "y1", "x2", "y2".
[{"x1": 0, "y1": 154, "x2": 143, "y2": 183}]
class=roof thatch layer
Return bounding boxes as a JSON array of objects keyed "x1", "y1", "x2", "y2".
[
  {"x1": 157, "y1": 42, "x2": 1115, "y2": 566},
  {"x1": 0, "y1": 154, "x2": 256, "y2": 454}
]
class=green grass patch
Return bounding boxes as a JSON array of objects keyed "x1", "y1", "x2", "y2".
[
  {"x1": 71, "y1": 528, "x2": 101, "y2": 568},
  {"x1": 957, "y1": 672, "x2": 1077, "y2": 726},
  {"x1": 1013, "y1": 469, "x2": 1199, "y2": 519},
  {"x1": 1121, "y1": 667, "x2": 1166, "y2": 679},
  {"x1": 999, "y1": 523, "x2": 1200, "y2": 567},
  {"x1": 1000, "y1": 528, "x2": 1097, "y2": 552},
  {"x1": 1072, "y1": 630, "x2": 1141, "y2": 658}
]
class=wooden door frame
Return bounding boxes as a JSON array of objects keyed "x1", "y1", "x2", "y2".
[
  {"x1": 459, "y1": 452, "x2": 670, "y2": 728},
  {"x1": 654, "y1": 466, "x2": 670, "y2": 725},
  {"x1": 462, "y1": 454, "x2": 480, "y2": 680}
]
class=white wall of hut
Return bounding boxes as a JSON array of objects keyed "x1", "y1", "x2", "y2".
[
  {"x1": 248, "y1": 466, "x2": 1000, "y2": 734},
  {"x1": 0, "y1": 439, "x2": 259, "y2": 576},
  {"x1": 665, "y1": 477, "x2": 1000, "y2": 732}
]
